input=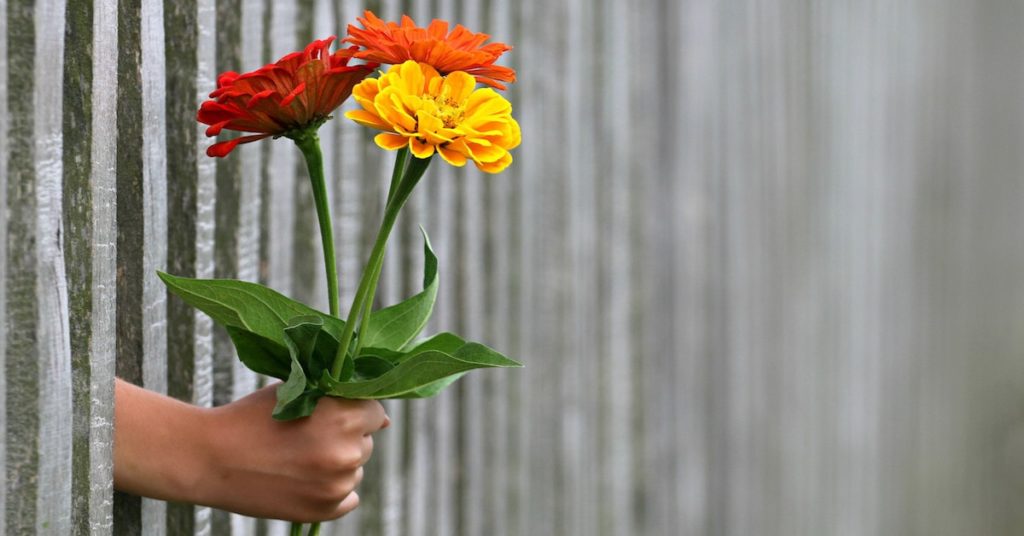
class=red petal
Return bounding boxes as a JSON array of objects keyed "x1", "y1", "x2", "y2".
[{"x1": 206, "y1": 134, "x2": 270, "y2": 157}]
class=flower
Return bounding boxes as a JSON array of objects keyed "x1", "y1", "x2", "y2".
[
  {"x1": 198, "y1": 37, "x2": 377, "y2": 157},
  {"x1": 346, "y1": 61, "x2": 520, "y2": 174},
  {"x1": 344, "y1": 11, "x2": 516, "y2": 90}
]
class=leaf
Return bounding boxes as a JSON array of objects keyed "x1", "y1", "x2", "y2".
[
  {"x1": 271, "y1": 316, "x2": 336, "y2": 420},
  {"x1": 321, "y1": 334, "x2": 521, "y2": 399},
  {"x1": 361, "y1": 227, "x2": 438, "y2": 351},
  {"x1": 223, "y1": 327, "x2": 290, "y2": 380},
  {"x1": 273, "y1": 350, "x2": 314, "y2": 420},
  {"x1": 158, "y1": 271, "x2": 346, "y2": 347},
  {"x1": 353, "y1": 356, "x2": 395, "y2": 380},
  {"x1": 393, "y1": 373, "x2": 466, "y2": 399}
]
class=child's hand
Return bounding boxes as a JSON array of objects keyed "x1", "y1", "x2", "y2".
[{"x1": 113, "y1": 379, "x2": 390, "y2": 522}]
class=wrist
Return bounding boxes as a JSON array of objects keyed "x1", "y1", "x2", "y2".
[{"x1": 113, "y1": 379, "x2": 220, "y2": 504}]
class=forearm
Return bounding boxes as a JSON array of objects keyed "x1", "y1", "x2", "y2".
[{"x1": 112, "y1": 378, "x2": 213, "y2": 502}]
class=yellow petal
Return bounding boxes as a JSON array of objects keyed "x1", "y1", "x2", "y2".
[
  {"x1": 345, "y1": 109, "x2": 391, "y2": 131},
  {"x1": 437, "y1": 144, "x2": 468, "y2": 167},
  {"x1": 441, "y1": 71, "x2": 476, "y2": 105},
  {"x1": 352, "y1": 79, "x2": 380, "y2": 110},
  {"x1": 409, "y1": 137, "x2": 435, "y2": 159},
  {"x1": 474, "y1": 151, "x2": 512, "y2": 174},
  {"x1": 375, "y1": 133, "x2": 410, "y2": 151}
]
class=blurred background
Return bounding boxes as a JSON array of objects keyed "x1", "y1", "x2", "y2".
[{"x1": 3, "y1": 0, "x2": 1024, "y2": 535}]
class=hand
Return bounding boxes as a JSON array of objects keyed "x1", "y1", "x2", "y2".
[{"x1": 113, "y1": 379, "x2": 390, "y2": 522}]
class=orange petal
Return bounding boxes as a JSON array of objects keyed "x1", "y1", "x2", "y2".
[
  {"x1": 375, "y1": 133, "x2": 410, "y2": 151},
  {"x1": 345, "y1": 109, "x2": 391, "y2": 131},
  {"x1": 438, "y1": 145, "x2": 468, "y2": 167},
  {"x1": 409, "y1": 137, "x2": 435, "y2": 159}
]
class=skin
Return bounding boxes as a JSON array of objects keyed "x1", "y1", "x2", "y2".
[{"x1": 113, "y1": 378, "x2": 390, "y2": 522}]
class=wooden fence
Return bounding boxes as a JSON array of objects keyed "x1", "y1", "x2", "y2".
[{"x1": 4, "y1": 0, "x2": 1024, "y2": 534}]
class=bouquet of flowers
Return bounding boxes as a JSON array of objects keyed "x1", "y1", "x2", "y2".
[{"x1": 158, "y1": 11, "x2": 521, "y2": 534}]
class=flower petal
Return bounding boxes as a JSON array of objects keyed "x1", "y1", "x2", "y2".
[
  {"x1": 375, "y1": 132, "x2": 410, "y2": 151},
  {"x1": 206, "y1": 134, "x2": 271, "y2": 157}
]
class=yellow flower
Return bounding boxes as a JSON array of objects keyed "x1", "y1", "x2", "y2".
[{"x1": 346, "y1": 60, "x2": 520, "y2": 174}]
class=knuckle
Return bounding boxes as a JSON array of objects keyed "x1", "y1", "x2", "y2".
[
  {"x1": 334, "y1": 445, "x2": 364, "y2": 469},
  {"x1": 321, "y1": 478, "x2": 355, "y2": 503}
]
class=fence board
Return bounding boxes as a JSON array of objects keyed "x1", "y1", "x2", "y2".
[{"x1": 0, "y1": 0, "x2": 7, "y2": 529}]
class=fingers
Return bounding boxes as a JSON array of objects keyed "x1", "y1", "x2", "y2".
[
  {"x1": 360, "y1": 400, "x2": 388, "y2": 434},
  {"x1": 317, "y1": 398, "x2": 389, "y2": 435},
  {"x1": 332, "y1": 491, "x2": 360, "y2": 519},
  {"x1": 358, "y1": 435, "x2": 374, "y2": 466}
]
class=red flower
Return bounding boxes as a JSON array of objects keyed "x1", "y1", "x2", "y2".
[
  {"x1": 344, "y1": 11, "x2": 515, "y2": 90},
  {"x1": 198, "y1": 37, "x2": 377, "y2": 157}
]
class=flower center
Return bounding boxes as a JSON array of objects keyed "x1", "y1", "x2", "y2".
[{"x1": 425, "y1": 86, "x2": 466, "y2": 129}]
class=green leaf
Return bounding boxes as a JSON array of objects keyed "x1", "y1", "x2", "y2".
[
  {"x1": 157, "y1": 271, "x2": 346, "y2": 347},
  {"x1": 353, "y1": 356, "x2": 395, "y2": 380},
  {"x1": 361, "y1": 228, "x2": 438, "y2": 351},
  {"x1": 272, "y1": 316, "x2": 337, "y2": 420},
  {"x1": 273, "y1": 351, "x2": 314, "y2": 420},
  {"x1": 393, "y1": 373, "x2": 466, "y2": 399},
  {"x1": 321, "y1": 334, "x2": 521, "y2": 399},
  {"x1": 223, "y1": 327, "x2": 291, "y2": 380}
]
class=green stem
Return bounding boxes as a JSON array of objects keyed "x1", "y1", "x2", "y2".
[
  {"x1": 308, "y1": 522, "x2": 321, "y2": 536},
  {"x1": 294, "y1": 133, "x2": 340, "y2": 317},
  {"x1": 289, "y1": 521, "x2": 303, "y2": 536},
  {"x1": 351, "y1": 149, "x2": 408, "y2": 358},
  {"x1": 331, "y1": 154, "x2": 433, "y2": 377}
]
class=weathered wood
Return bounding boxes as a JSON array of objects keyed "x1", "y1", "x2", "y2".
[
  {"x1": 5, "y1": 2, "x2": 41, "y2": 532},
  {"x1": 0, "y1": 0, "x2": 9, "y2": 528},
  {"x1": 113, "y1": 0, "x2": 169, "y2": 532},
  {"x1": 64, "y1": 0, "x2": 118, "y2": 533}
]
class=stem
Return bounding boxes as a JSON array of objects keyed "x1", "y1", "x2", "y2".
[
  {"x1": 330, "y1": 154, "x2": 433, "y2": 377},
  {"x1": 308, "y1": 522, "x2": 321, "y2": 536},
  {"x1": 351, "y1": 149, "x2": 408, "y2": 358},
  {"x1": 294, "y1": 133, "x2": 340, "y2": 317},
  {"x1": 289, "y1": 522, "x2": 303, "y2": 536}
]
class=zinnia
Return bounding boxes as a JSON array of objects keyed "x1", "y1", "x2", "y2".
[
  {"x1": 198, "y1": 36, "x2": 377, "y2": 157},
  {"x1": 346, "y1": 60, "x2": 520, "y2": 174},
  {"x1": 344, "y1": 11, "x2": 516, "y2": 90}
]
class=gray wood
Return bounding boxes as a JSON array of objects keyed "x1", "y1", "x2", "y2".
[
  {"x1": 0, "y1": 0, "x2": 8, "y2": 528},
  {"x1": 5, "y1": 2, "x2": 42, "y2": 532},
  {"x1": 34, "y1": 0, "x2": 74, "y2": 533}
]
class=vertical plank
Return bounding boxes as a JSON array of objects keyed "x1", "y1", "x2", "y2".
[
  {"x1": 0, "y1": 0, "x2": 9, "y2": 528},
  {"x1": 5, "y1": 2, "x2": 42, "y2": 531},
  {"x1": 87, "y1": 0, "x2": 120, "y2": 529},
  {"x1": 35, "y1": 0, "x2": 74, "y2": 532},
  {"x1": 113, "y1": 0, "x2": 169, "y2": 531},
  {"x1": 64, "y1": 0, "x2": 117, "y2": 532},
  {"x1": 162, "y1": 0, "x2": 208, "y2": 532}
]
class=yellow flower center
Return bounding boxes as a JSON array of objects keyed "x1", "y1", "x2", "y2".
[{"x1": 423, "y1": 88, "x2": 466, "y2": 130}]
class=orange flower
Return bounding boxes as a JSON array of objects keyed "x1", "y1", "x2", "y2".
[
  {"x1": 198, "y1": 37, "x2": 377, "y2": 157},
  {"x1": 344, "y1": 11, "x2": 516, "y2": 90}
]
